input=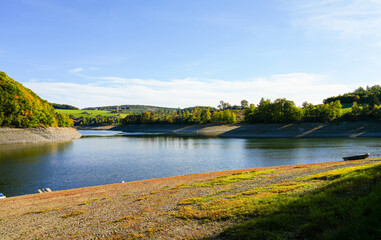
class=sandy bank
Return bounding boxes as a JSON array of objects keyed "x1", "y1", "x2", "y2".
[
  {"x1": 1, "y1": 159, "x2": 379, "y2": 239},
  {"x1": 79, "y1": 121, "x2": 381, "y2": 138},
  {"x1": 0, "y1": 127, "x2": 81, "y2": 145}
]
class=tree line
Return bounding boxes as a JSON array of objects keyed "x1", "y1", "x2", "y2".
[
  {"x1": 122, "y1": 107, "x2": 236, "y2": 125},
  {"x1": 244, "y1": 97, "x2": 381, "y2": 123},
  {"x1": 74, "y1": 116, "x2": 122, "y2": 126},
  {"x1": 244, "y1": 98, "x2": 343, "y2": 123},
  {"x1": 51, "y1": 103, "x2": 79, "y2": 110},
  {"x1": 324, "y1": 85, "x2": 381, "y2": 105},
  {"x1": 121, "y1": 97, "x2": 381, "y2": 126}
]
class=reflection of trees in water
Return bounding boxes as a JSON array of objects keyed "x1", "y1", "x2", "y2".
[
  {"x1": 125, "y1": 135, "x2": 217, "y2": 149},
  {"x1": 0, "y1": 141, "x2": 73, "y2": 162}
]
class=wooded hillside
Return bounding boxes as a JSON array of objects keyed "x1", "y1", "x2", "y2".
[{"x1": 0, "y1": 71, "x2": 73, "y2": 128}]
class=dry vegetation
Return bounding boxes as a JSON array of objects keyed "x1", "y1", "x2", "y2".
[{"x1": 0, "y1": 159, "x2": 380, "y2": 239}]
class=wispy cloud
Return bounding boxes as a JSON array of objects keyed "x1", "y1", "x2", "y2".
[
  {"x1": 23, "y1": 73, "x2": 351, "y2": 109},
  {"x1": 68, "y1": 67, "x2": 84, "y2": 73},
  {"x1": 291, "y1": 0, "x2": 381, "y2": 39}
]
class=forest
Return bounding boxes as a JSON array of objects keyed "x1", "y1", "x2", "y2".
[
  {"x1": 51, "y1": 103, "x2": 79, "y2": 110},
  {"x1": 122, "y1": 107, "x2": 236, "y2": 125},
  {"x1": 0, "y1": 72, "x2": 73, "y2": 128},
  {"x1": 324, "y1": 85, "x2": 381, "y2": 105}
]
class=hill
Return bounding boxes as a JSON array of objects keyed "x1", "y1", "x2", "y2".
[
  {"x1": 83, "y1": 105, "x2": 178, "y2": 114},
  {"x1": 51, "y1": 103, "x2": 79, "y2": 110},
  {"x1": 0, "y1": 71, "x2": 73, "y2": 128},
  {"x1": 83, "y1": 105, "x2": 217, "y2": 114}
]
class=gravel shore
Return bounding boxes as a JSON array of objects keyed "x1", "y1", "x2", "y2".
[{"x1": 0, "y1": 127, "x2": 81, "y2": 144}]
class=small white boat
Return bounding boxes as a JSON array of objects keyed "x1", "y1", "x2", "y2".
[{"x1": 0, "y1": 193, "x2": 6, "y2": 199}]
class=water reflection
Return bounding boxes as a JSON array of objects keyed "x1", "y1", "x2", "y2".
[{"x1": 0, "y1": 142, "x2": 73, "y2": 162}]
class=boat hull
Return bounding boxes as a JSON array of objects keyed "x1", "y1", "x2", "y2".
[{"x1": 343, "y1": 153, "x2": 370, "y2": 161}]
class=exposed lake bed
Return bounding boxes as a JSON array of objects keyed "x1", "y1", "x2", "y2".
[{"x1": 0, "y1": 127, "x2": 81, "y2": 145}]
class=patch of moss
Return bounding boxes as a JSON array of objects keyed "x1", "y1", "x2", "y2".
[{"x1": 61, "y1": 210, "x2": 86, "y2": 218}]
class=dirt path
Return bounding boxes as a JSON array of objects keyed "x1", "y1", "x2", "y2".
[{"x1": 0, "y1": 159, "x2": 380, "y2": 239}]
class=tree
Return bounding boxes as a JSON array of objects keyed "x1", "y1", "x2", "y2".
[
  {"x1": 142, "y1": 112, "x2": 151, "y2": 124},
  {"x1": 349, "y1": 102, "x2": 361, "y2": 120},
  {"x1": 200, "y1": 109, "x2": 212, "y2": 124},
  {"x1": 241, "y1": 100, "x2": 249, "y2": 109},
  {"x1": 369, "y1": 94, "x2": 380, "y2": 108},
  {"x1": 218, "y1": 100, "x2": 231, "y2": 110},
  {"x1": 244, "y1": 104, "x2": 256, "y2": 123}
]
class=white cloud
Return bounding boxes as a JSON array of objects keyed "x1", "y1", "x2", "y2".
[
  {"x1": 23, "y1": 73, "x2": 351, "y2": 109},
  {"x1": 291, "y1": 0, "x2": 381, "y2": 39},
  {"x1": 68, "y1": 67, "x2": 84, "y2": 73}
]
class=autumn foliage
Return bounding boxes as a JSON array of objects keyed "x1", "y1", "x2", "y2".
[{"x1": 0, "y1": 71, "x2": 73, "y2": 128}]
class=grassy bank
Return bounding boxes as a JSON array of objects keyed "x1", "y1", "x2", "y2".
[
  {"x1": 218, "y1": 161, "x2": 381, "y2": 239},
  {"x1": 1, "y1": 160, "x2": 380, "y2": 239},
  {"x1": 56, "y1": 109, "x2": 128, "y2": 118}
]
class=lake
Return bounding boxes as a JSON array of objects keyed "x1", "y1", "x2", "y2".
[{"x1": 1, "y1": 130, "x2": 380, "y2": 197}]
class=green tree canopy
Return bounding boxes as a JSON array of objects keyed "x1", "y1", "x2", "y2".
[{"x1": 0, "y1": 71, "x2": 73, "y2": 128}]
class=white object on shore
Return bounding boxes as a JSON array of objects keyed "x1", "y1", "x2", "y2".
[
  {"x1": 0, "y1": 193, "x2": 6, "y2": 199},
  {"x1": 38, "y1": 188, "x2": 53, "y2": 193}
]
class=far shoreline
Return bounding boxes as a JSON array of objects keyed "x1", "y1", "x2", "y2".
[{"x1": 74, "y1": 121, "x2": 381, "y2": 138}]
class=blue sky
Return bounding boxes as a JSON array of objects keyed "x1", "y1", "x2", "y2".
[{"x1": 1, "y1": 0, "x2": 381, "y2": 108}]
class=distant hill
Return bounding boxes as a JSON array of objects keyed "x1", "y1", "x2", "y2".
[
  {"x1": 183, "y1": 106, "x2": 218, "y2": 112},
  {"x1": 83, "y1": 105, "x2": 217, "y2": 114},
  {"x1": 51, "y1": 103, "x2": 79, "y2": 110},
  {"x1": 324, "y1": 85, "x2": 381, "y2": 105},
  {"x1": 0, "y1": 71, "x2": 73, "y2": 127},
  {"x1": 83, "y1": 105, "x2": 178, "y2": 114}
]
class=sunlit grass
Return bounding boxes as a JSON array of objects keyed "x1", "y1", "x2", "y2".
[
  {"x1": 174, "y1": 161, "x2": 381, "y2": 229},
  {"x1": 217, "y1": 162, "x2": 381, "y2": 239},
  {"x1": 78, "y1": 198, "x2": 99, "y2": 205},
  {"x1": 189, "y1": 169, "x2": 277, "y2": 188},
  {"x1": 26, "y1": 208, "x2": 60, "y2": 214},
  {"x1": 61, "y1": 210, "x2": 86, "y2": 218},
  {"x1": 55, "y1": 109, "x2": 128, "y2": 118}
]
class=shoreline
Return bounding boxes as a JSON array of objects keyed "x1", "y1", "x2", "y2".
[
  {"x1": 1, "y1": 159, "x2": 380, "y2": 239},
  {"x1": 76, "y1": 121, "x2": 381, "y2": 138},
  {"x1": 4, "y1": 160, "x2": 347, "y2": 199},
  {"x1": 0, "y1": 127, "x2": 82, "y2": 145}
]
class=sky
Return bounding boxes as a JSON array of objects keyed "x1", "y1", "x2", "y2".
[{"x1": 1, "y1": 0, "x2": 381, "y2": 109}]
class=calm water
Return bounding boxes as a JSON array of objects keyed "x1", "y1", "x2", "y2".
[{"x1": 1, "y1": 130, "x2": 380, "y2": 197}]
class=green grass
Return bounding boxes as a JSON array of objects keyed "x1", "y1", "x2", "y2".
[
  {"x1": 26, "y1": 208, "x2": 60, "y2": 214},
  {"x1": 55, "y1": 109, "x2": 128, "y2": 118},
  {"x1": 172, "y1": 162, "x2": 381, "y2": 239},
  {"x1": 61, "y1": 210, "x2": 86, "y2": 218},
  {"x1": 341, "y1": 103, "x2": 365, "y2": 114},
  {"x1": 189, "y1": 169, "x2": 277, "y2": 188},
  {"x1": 215, "y1": 163, "x2": 381, "y2": 239}
]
